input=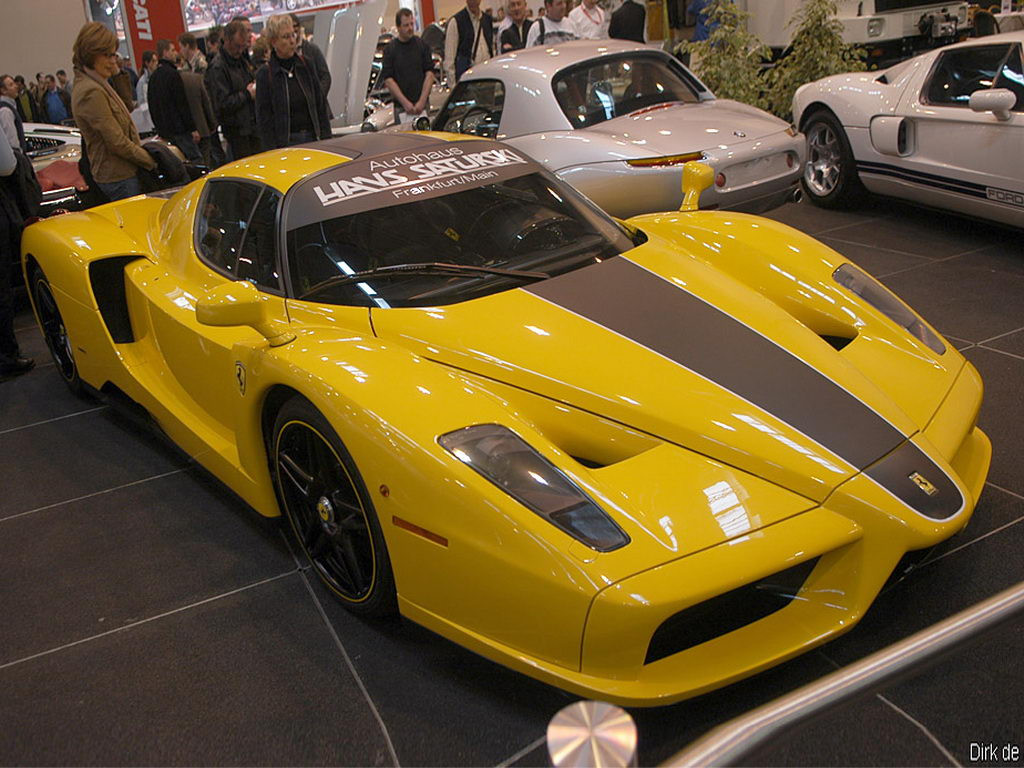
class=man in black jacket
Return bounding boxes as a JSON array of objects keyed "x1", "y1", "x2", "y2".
[
  {"x1": 609, "y1": 0, "x2": 646, "y2": 43},
  {"x1": 290, "y1": 14, "x2": 331, "y2": 104},
  {"x1": 500, "y1": 0, "x2": 532, "y2": 51},
  {"x1": 207, "y1": 20, "x2": 259, "y2": 160},
  {"x1": 148, "y1": 39, "x2": 203, "y2": 163}
]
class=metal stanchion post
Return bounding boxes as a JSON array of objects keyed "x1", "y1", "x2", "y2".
[{"x1": 547, "y1": 701, "x2": 638, "y2": 768}]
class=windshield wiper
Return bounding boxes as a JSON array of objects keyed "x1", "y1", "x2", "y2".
[{"x1": 297, "y1": 262, "x2": 550, "y2": 301}]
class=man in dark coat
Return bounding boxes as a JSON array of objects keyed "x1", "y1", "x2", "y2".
[
  {"x1": 206, "y1": 20, "x2": 259, "y2": 160},
  {"x1": 609, "y1": 0, "x2": 646, "y2": 43},
  {"x1": 148, "y1": 39, "x2": 203, "y2": 163},
  {"x1": 290, "y1": 14, "x2": 331, "y2": 104}
]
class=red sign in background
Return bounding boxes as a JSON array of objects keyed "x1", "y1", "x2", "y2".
[{"x1": 123, "y1": 0, "x2": 187, "y2": 70}]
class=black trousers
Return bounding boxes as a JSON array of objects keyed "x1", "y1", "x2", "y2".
[
  {"x1": 0, "y1": 219, "x2": 20, "y2": 358},
  {"x1": 223, "y1": 129, "x2": 261, "y2": 161}
]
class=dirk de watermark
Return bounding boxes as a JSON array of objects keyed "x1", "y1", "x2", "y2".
[{"x1": 968, "y1": 742, "x2": 1021, "y2": 763}]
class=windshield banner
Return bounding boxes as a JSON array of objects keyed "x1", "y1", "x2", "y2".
[{"x1": 286, "y1": 140, "x2": 542, "y2": 231}]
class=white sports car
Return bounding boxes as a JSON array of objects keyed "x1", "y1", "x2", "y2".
[
  {"x1": 793, "y1": 31, "x2": 1024, "y2": 227},
  {"x1": 430, "y1": 40, "x2": 804, "y2": 218}
]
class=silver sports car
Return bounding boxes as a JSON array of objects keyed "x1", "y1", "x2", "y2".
[{"x1": 431, "y1": 40, "x2": 804, "y2": 217}]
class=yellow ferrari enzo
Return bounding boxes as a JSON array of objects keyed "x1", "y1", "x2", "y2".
[{"x1": 22, "y1": 132, "x2": 990, "y2": 706}]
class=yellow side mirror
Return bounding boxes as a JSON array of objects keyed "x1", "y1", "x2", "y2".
[
  {"x1": 196, "y1": 281, "x2": 295, "y2": 347},
  {"x1": 680, "y1": 161, "x2": 714, "y2": 212}
]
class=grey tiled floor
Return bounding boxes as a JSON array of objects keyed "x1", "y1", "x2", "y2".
[{"x1": 1, "y1": 197, "x2": 1021, "y2": 766}]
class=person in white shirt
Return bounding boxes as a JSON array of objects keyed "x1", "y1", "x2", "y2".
[
  {"x1": 525, "y1": 0, "x2": 578, "y2": 46},
  {"x1": 569, "y1": 0, "x2": 607, "y2": 39}
]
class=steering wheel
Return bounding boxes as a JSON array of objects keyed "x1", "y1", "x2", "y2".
[
  {"x1": 511, "y1": 216, "x2": 579, "y2": 255},
  {"x1": 458, "y1": 106, "x2": 500, "y2": 137}
]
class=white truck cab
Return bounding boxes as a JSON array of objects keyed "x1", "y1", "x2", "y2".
[{"x1": 736, "y1": 0, "x2": 968, "y2": 61}]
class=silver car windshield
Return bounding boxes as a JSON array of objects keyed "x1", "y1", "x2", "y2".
[
  {"x1": 286, "y1": 171, "x2": 636, "y2": 308},
  {"x1": 553, "y1": 53, "x2": 702, "y2": 129}
]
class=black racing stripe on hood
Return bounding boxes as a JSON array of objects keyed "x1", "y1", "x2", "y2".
[
  {"x1": 865, "y1": 441, "x2": 964, "y2": 520},
  {"x1": 526, "y1": 256, "x2": 903, "y2": 471}
]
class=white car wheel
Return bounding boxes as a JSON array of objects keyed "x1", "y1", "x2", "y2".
[{"x1": 801, "y1": 111, "x2": 863, "y2": 209}]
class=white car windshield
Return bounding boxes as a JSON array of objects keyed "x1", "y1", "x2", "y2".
[{"x1": 552, "y1": 53, "x2": 703, "y2": 129}]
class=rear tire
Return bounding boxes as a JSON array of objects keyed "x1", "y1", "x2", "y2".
[
  {"x1": 31, "y1": 267, "x2": 85, "y2": 397},
  {"x1": 801, "y1": 110, "x2": 863, "y2": 209},
  {"x1": 272, "y1": 396, "x2": 397, "y2": 616}
]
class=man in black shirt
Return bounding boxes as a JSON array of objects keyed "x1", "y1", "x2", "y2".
[
  {"x1": 148, "y1": 38, "x2": 203, "y2": 163},
  {"x1": 380, "y1": 8, "x2": 435, "y2": 125}
]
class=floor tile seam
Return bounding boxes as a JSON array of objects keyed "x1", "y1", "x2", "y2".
[
  {"x1": 977, "y1": 324, "x2": 1024, "y2": 345},
  {"x1": 976, "y1": 344, "x2": 1024, "y2": 364},
  {"x1": 921, "y1": 514, "x2": 1024, "y2": 569},
  {"x1": 823, "y1": 236, "x2": 960, "y2": 263},
  {"x1": 283, "y1": 530, "x2": 401, "y2": 767},
  {"x1": 876, "y1": 693, "x2": 962, "y2": 767},
  {"x1": 296, "y1": 568, "x2": 402, "y2": 767},
  {"x1": 0, "y1": 569, "x2": 299, "y2": 673},
  {"x1": 0, "y1": 405, "x2": 109, "y2": 436},
  {"x1": 0, "y1": 468, "x2": 188, "y2": 524},
  {"x1": 985, "y1": 481, "x2": 1024, "y2": 503},
  {"x1": 495, "y1": 735, "x2": 546, "y2": 768},
  {"x1": 806, "y1": 216, "x2": 887, "y2": 237}
]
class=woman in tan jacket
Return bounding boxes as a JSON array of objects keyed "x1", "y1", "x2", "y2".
[{"x1": 71, "y1": 23, "x2": 156, "y2": 201}]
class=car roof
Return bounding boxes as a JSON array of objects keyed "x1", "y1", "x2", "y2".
[
  {"x1": 205, "y1": 132, "x2": 478, "y2": 193},
  {"x1": 941, "y1": 29, "x2": 1024, "y2": 50},
  {"x1": 462, "y1": 39, "x2": 670, "y2": 85}
]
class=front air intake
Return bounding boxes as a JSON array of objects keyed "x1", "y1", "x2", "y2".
[{"x1": 644, "y1": 557, "x2": 820, "y2": 664}]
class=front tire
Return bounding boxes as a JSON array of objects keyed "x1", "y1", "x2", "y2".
[
  {"x1": 31, "y1": 267, "x2": 84, "y2": 396},
  {"x1": 801, "y1": 110, "x2": 863, "y2": 209},
  {"x1": 272, "y1": 397, "x2": 397, "y2": 616}
]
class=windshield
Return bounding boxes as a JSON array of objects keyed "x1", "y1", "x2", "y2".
[
  {"x1": 286, "y1": 171, "x2": 635, "y2": 308},
  {"x1": 552, "y1": 53, "x2": 702, "y2": 130}
]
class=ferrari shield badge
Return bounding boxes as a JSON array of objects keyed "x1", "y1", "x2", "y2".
[
  {"x1": 909, "y1": 471, "x2": 938, "y2": 496},
  {"x1": 235, "y1": 361, "x2": 246, "y2": 396}
]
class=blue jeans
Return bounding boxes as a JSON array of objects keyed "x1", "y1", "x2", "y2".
[{"x1": 96, "y1": 175, "x2": 142, "y2": 202}]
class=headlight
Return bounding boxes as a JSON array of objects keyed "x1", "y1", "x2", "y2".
[
  {"x1": 439, "y1": 424, "x2": 630, "y2": 552},
  {"x1": 833, "y1": 263, "x2": 945, "y2": 354},
  {"x1": 867, "y1": 18, "x2": 884, "y2": 37}
]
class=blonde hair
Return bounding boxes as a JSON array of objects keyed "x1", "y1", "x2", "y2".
[
  {"x1": 73, "y1": 22, "x2": 118, "y2": 70},
  {"x1": 264, "y1": 14, "x2": 294, "y2": 42}
]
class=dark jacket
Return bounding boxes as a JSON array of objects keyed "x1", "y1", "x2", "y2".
[
  {"x1": 454, "y1": 7, "x2": 494, "y2": 81},
  {"x1": 109, "y1": 69, "x2": 136, "y2": 111},
  {"x1": 254, "y1": 53, "x2": 331, "y2": 150},
  {"x1": 609, "y1": 0, "x2": 646, "y2": 43},
  {"x1": 148, "y1": 59, "x2": 195, "y2": 137},
  {"x1": 500, "y1": 19, "x2": 532, "y2": 52},
  {"x1": 15, "y1": 92, "x2": 41, "y2": 124},
  {"x1": 181, "y1": 71, "x2": 217, "y2": 138},
  {"x1": 301, "y1": 39, "x2": 332, "y2": 103},
  {"x1": 206, "y1": 50, "x2": 257, "y2": 134}
]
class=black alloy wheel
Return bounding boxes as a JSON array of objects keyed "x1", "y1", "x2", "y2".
[
  {"x1": 32, "y1": 268, "x2": 84, "y2": 395},
  {"x1": 272, "y1": 397, "x2": 396, "y2": 615},
  {"x1": 801, "y1": 109, "x2": 864, "y2": 209}
]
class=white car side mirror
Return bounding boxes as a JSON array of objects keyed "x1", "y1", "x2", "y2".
[{"x1": 969, "y1": 88, "x2": 1016, "y2": 121}]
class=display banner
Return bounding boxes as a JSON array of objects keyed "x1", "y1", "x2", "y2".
[{"x1": 124, "y1": 0, "x2": 186, "y2": 69}]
